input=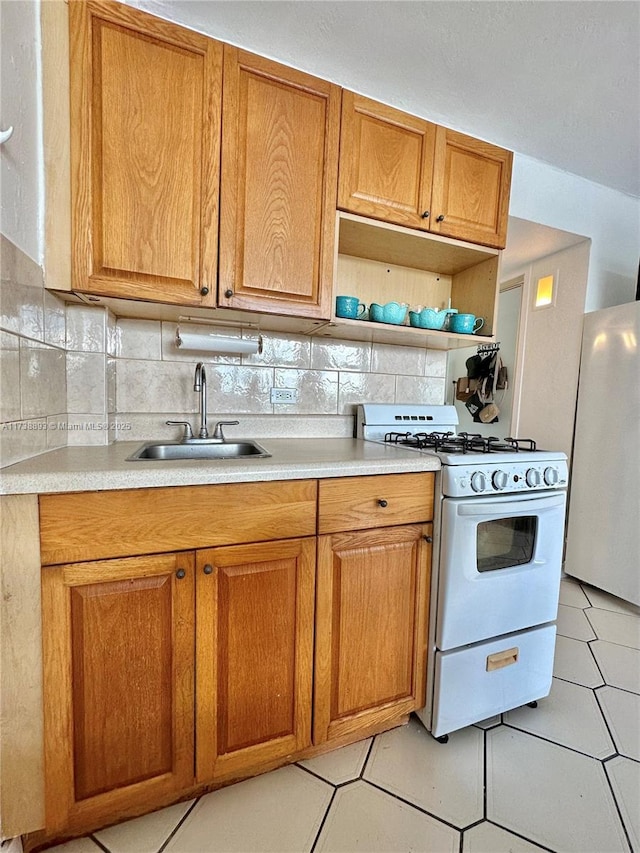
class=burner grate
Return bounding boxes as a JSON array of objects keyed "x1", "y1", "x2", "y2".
[{"x1": 383, "y1": 430, "x2": 540, "y2": 455}]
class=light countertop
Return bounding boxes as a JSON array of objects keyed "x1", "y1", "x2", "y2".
[{"x1": 0, "y1": 438, "x2": 440, "y2": 495}]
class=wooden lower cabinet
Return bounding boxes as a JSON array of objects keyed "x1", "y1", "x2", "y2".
[
  {"x1": 314, "y1": 523, "x2": 432, "y2": 744},
  {"x1": 41, "y1": 552, "x2": 196, "y2": 833},
  {"x1": 195, "y1": 538, "x2": 316, "y2": 782},
  {"x1": 37, "y1": 476, "x2": 434, "y2": 842}
]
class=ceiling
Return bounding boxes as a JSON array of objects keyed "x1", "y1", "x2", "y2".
[{"x1": 131, "y1": 0, "x2": 639, "y2": 199}]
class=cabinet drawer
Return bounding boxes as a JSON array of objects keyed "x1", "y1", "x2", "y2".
[
  {"x1": 40, "y1": 480, "x2": 317, "y2": 565},
  {"x1": 318, "y1": 473, "x2": 434, "y2": 534}
]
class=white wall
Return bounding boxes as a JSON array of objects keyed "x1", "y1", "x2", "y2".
[
  {"x1": 510, "y1": 155, "x2": 639, "y2": 311},
  {"x1": 515, "y1": 241, "x2": 592, "y2": 459},
  {"x1": 0, "y1": 0, "x2": 43, "y2": 264}
]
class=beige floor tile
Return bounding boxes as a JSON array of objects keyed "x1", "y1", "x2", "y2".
[
  {"x1": 297, "y1": 738, "x2": 372, "y2": 784},
  {"x1": 597, "y1": 686, "x2": 640, "y2": 760},
  {"x1": 553, "y1": 635, "x2": 604, "y2": 687},
  {"x1": 94, "y1": 800, "x2": 195, "y2": 853},
  {"x1": 315, "y1": 780, "x2": 459, "y2": 853},
  {"x1": 363, "y1": 717, "x2": 484, "y2": 828},
  {"x1": 581, "y1": 584, "x2": 640, "y2": 616},
  {"x1": 585, "y1": 607, "x2": 640, "y2": 650},
  {"x1": 44, "y1": 840, "x2": 102, "y2": 853},
  {"x1": 486, "y1": 728, "x2": 628, "y2": 852},
  {"x1": 605, "y1": 756, "x2": 640, "y2": 852},
  {"x1": 591, "y1": 640, "x2": 640, "y2": 694},
  {"x1": 473, "y1": 715, "x2": 502, "y2": 730},
  {"x1": 559, "y1": 578, "x2": 591, "y2": 608},
  {"x1": 163, "y1": 766, "x2": 332, "y2": 853},
  {"x1": 556, "y1": 603, "x2": 597, "y2": 640},
  {"x1": 463, "y1": 820, "x2": 546, "y2": 852},
  {"x1": 504, "y1": 677, "x2": 615, "y2": 758}
]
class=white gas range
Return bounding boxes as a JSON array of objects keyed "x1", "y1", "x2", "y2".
[{"x1": 356, "y1": 403, "x2": 569, "y2": 741}]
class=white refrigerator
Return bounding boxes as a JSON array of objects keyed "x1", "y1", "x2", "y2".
[{"x1": 564, "y1": 301, "x2": 640, "y2": 605}]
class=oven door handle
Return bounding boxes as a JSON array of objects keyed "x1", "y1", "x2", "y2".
[{"x1": 456, "y1": 493, "x2": 566, "y2": 516}]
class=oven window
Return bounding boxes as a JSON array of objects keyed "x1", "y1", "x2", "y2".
[{"x1": 476, "y1": 516, "x2": 537, "y2": 572}]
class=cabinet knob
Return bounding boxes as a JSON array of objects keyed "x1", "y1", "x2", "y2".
[
  {"x1": 203, "y1": 564, "x2": 213, "y2": 575},
  {"x1": 175, "y1": 568, "x2": 186, "y2": 579},
  {"x1": 423, "y1": 535, "x2": 433, "y2": 543},
  {"x1": 421, "y1": 210, "x2": 430, "y2": 219},
  {"x1": 378, "y1": 499, "x2": 388, "y2": 508},
  {"x1": 200, "y1": 286, "x2": 209, "y2": 296},
  {"x1": 436, "y1": 214, "x2": 445, "y2": 222},
  {"x1": 224, "y1": 289, "x2": 233, "y2": 298}
]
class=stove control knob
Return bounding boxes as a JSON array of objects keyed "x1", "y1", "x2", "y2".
[
  {"x1": 544, "y1": 466, "x2": 560, "y2": 486},
  {"x1": 470, "y1": 471, "x2": 487, "y2": 493},
  {"x1": 492, "y1": 470, "x2": 508, "y2": 491},
  {"x1": 526, "y1": 468, "x2": 542, "y2": 487}
]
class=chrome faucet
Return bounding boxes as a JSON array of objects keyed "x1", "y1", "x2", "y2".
[
  {"x1": 166, "y1": 363, "x2": 239, "y2": 443},
  {"x1": 193, "y1": 362, "x2": 209, "y2": 438}
]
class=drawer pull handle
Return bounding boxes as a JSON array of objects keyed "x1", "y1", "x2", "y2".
[
  {"x1": 486, "y1": 647, "x2": 519, "y2": 672},
  {"x1": 175, "y1": 569, "x2": 186, "y2": 580},
  {"x1": 423, "y1": 535, "x2": 433, "y2": 543},
  {"x1": 378, "y1": 499, "x2": 388, "y2": 508},
  {"x1": 203, "y1": 564, "x2": 213, "y2": 575}
]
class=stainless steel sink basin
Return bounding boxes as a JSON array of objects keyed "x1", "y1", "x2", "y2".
[{"x1": 127, "y1": 440, "x2": 271, "y2": 461}]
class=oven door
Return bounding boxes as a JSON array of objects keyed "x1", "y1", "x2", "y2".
[{"x1": 436, "y1": 490, "x2": 566, "y2": 650}]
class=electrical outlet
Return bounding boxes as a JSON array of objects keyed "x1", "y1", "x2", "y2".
[{"x1": 270, "y1": 387, "x2": 298, "y2": 404}]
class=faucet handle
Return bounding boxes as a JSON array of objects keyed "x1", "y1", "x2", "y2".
[
  {"x1": 166, "y1": 420, "x2": 194, "y2": 442},
  {"x1": 212, "y1": 420, "x2": 240, "y2": 441}
]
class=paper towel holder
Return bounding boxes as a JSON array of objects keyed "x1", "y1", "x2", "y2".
[{"x1": 175, "y1": 324, "x2": 263, "y2": 355}]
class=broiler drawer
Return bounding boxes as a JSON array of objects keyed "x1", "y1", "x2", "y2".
[
  {"x1": 431, "y1": 624, "x2": 556, "y2": 738},
  {"x1": 318, "y1": 472, "x2": 434, "y2": 534}
]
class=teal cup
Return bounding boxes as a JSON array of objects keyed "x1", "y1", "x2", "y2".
[
  {"x1": 336, "y1": 295, "x2": 366, "y2": 319},
  {"x1": 450, "y1": 313, "x2": 484, "y2": 334}
]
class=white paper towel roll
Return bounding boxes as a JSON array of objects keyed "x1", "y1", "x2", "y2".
[{"x1": 175, "y1": 332, "x2": 261, "y2": 355}]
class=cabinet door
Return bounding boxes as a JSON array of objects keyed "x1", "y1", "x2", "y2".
[
  {"x1": 70, "y1": 1, "x2": 222, "y2": 305},
  {"x1": 219, "y1": 47, "x2": 340, "y2": 319},
  {"x1": 430, "y1": 127, "x2": 513, "y2": 249},
  {"x1": 337, "y1": 91, "x2": 436, "y2": 230},
  {"x1": 42, "y1": 552, "x2": 195, "y2": 833},
  {"x1": 196, "y1": 538, "x2": 315, "y2": 782},
  {"x1": 314, "y1": 524, "x2": 432, "y2": 744}
]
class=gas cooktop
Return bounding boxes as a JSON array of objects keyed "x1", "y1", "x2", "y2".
[{"x1": 356, "y1": 403, "x2": 568, "y2": 495}]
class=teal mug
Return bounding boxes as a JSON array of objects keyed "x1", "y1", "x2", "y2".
[
  {"x1": 450, "y1": 313, "x2": 484, "y2": 334},
  {"x1": 336, "y1": 295, "x2": 366, "y2": 319}
]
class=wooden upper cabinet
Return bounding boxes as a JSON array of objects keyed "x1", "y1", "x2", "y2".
[
  {"x1": 219, "y1": 47, "x2": 340, "y2": 319},
  {"x1": 430, "y1": 127, "x2": 513, "y2": 249},
  {"x1": 338, "y1": 92, "x2": 512, "y2": 249},
  {"x1": 338, "y1": 92, "x2": 436, "y2": 230},
  {"x1": 42, "y1": 552, "x2": 195, "y2": 833},
  {"x1": 69, "y1": 1, "x2": 222, "y2": 305}
]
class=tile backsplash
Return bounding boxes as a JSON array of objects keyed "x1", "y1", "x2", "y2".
[
  {"x1": 113, "y1": 319, "x2": 447, "y2": 440},
  {"x1": 1, "y1": 236, "x2": 67, "y2": 467},
  {"x1": 1, "y1": 236, "x2": 447, "y2": 467}
]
